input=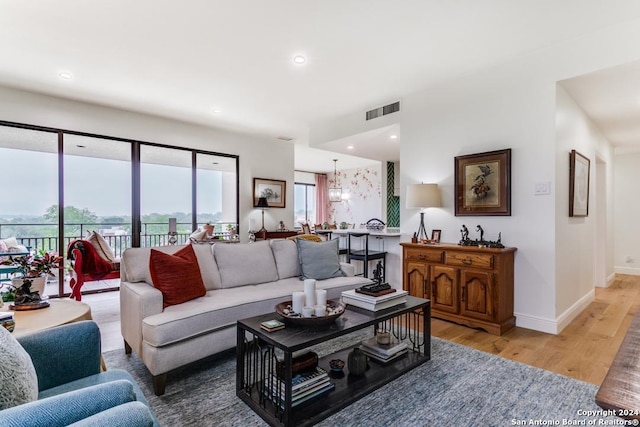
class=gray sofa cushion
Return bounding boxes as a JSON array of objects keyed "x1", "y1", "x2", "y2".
[
  {"x1": 214, "y1": 241, "x2": 278, "y2": 288},
  {"x1": 270, "y1": 239, "x2": 300, "y2": 279},
  {"x1": 296, "y1": 238, "x2": 345, "y2": 280}
]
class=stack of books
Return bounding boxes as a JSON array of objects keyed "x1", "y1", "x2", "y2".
[
  {"x1": 359, "y1": 336, "x2": 409, "y2": 364},
  {"x1": 267, "y1": 366, "x2": 335, "y2": 408},
  {"x1": 260, "y1": 319, "x2": 285, "y2": 332},
  {"x1": 341, "y1": 289, "x2": 408, "y2": 311}
]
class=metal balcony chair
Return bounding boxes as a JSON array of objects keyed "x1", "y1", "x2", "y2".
[{"x1": 346, "y1": 232, "x2": 386, "y2": 282}]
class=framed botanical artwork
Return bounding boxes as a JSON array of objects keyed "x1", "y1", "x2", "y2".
[
  {"x1": 431, "y1": 229, "x2": 441, "y2": 243},
  {"x1": 569, "y1": 150, "x2": 590, "y2": 217},
  {"x1": 253, "y1": 178, "x2": 286, "y2": 208},
  {"x1": 455, "y1": 148, "x2": 511, "y2": 216}
]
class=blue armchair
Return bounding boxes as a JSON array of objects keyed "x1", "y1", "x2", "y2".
[{"x1": 0, "y1": 321, "x2": 159, "y2": 427}]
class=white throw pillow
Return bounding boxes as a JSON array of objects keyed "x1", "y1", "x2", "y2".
[
  {"x1": 0, "y1": 325, "x2": 39, "y2": 409},
  {"x1": 214, "y1": 241, "x2": 278, "y2": 288},
  {"x1": 86, "y1": 231, "x2": 116, "y2": 263}
]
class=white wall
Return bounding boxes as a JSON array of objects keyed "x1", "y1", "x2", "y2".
[
  {"x1": 0, "y1": 85, "x2": 295, "y2": 242},
  {"x1": 310, "y1": 16, "x2": 640, "y2": 334},
  {"x1": 554, "y1": 85, "x2": 614, "y2": 329},
  {"x1": 614, "y1": 151, "x2": 640, "y2": 275}
]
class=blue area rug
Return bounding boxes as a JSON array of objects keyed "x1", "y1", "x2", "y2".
[{"x1": 102, "y1": 333, "x2": 619, "y2": 426}]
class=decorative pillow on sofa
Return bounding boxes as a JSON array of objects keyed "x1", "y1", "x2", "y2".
[
  {"x1": 296, "y1": 238, "x2": 345, "y2": 280},
  {"x1": 86, "y1": 231, "x2": 116, "y2": 263},
  {"x1": 0, "y1": 325, "x2": 38, "y2": 410},
  {"x1": 149, "y1": 245, "x2": 206, "y2": 308}
]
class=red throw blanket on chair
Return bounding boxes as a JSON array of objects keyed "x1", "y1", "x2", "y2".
[{"x1": 67, "y1": 239, "x2": 113, "y2": 275}]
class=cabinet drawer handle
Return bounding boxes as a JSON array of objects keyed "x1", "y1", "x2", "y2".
[
  {"x1": 418, "y1": 254, "x2": 426, "y2": 260},
  {"x1": 462, "y1": 258, "x2": 473, "y2": 265}
]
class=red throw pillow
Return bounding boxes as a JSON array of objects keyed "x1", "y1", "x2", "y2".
[{"x1": 149, "y1": 245, "x2": 206, "y2": 308}]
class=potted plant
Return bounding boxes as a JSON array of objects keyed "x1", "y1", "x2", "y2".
[{"x1": 1, "y1": 251, "x2": 63, "y2": 301}]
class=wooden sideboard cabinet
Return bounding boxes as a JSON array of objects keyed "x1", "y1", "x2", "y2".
[{"x1": 400, "y1": 242, "x2": 517, "y2": 335}]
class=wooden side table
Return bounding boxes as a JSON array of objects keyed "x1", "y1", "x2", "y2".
[{"x1": 7, "y1": 299, "x2": 93, "y2": 337}]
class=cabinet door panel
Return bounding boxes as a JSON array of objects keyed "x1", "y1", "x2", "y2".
[
  {"x1": 460, "y1": 270, "x2": 494, "y2": 321},
  {"x1": 431, "y1": 265, "x2": 458, "y2": 313},
  {"x1": 405, "y1": 262, "x2": 428, "y2": 299}
]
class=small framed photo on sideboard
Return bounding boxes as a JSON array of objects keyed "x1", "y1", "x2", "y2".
[{"x1": 431, "y1": 229, "x2": 441, "y2": 243}]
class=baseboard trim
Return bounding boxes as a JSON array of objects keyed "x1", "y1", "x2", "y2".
[
  {"x1": 516, "y1": 289, "x2": 595, "y2": 335},
  {"x1": 614, "y1": 266, "x2": 640, "y2": 276},
  {"x1": 556, "y1": 289, "x2": 595, "y2": 333},
  {"x1": 607, "y1": 272, "x2": 616, "y2": 286},
  {"x1": 515, "y1": 313, "x2": 558, "y2": 334}
]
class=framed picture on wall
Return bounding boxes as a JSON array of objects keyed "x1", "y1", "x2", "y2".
[
  {"x1": 569, "y1": 150, "x2": 590, "y2": 217},
  {"x1": 455, "y1": 148, "x2": 511, "y2": 216},
  {"x1": 253, "y1": 178, "x2": 286, "y2": 208}
]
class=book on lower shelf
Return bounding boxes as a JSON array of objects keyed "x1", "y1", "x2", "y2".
[
  {"x1": 341, "y1": 289, "x2": 408, "y2": 311},
  {"x1": 265, "y1": 366, "x2": 334, "y2": 408},
  {"x1": 360, "y1": 336, "x2": 408, "y2": 357},
  {"x1": 359, "y1": 346, "x2": 409, "y2": 364}
]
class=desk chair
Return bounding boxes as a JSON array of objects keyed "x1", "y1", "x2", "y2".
[{"x1": 346, "y1": 232, "x2": 386, "y2": 282}]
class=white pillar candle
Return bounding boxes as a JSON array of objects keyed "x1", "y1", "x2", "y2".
[
  {"x1": 314, "y1": 305, "x2": 326, "y2": 317},
  {"x1": 316, "y1": 289, "x2": 327, "y2": 307},
  {"x1": 302, "y1": 306, "x2": 314, "y2": 318},
  {"x1": 292, "y1": 292, "x2": 305, "y2": 314},
  {"x1": 304, "y1": 279, "x2": 317, "y2": 307}
]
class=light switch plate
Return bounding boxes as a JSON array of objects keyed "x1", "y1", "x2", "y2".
[{"x1": 534, "y1": 182, "x2": 551, "y2": 195}]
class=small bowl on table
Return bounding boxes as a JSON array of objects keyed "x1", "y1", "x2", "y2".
[{"x1": 329, "y1": 359, "x2": 345, "y2": 372}]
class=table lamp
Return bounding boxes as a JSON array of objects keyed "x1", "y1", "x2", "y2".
[
  {"x1": 256, "y1": 197, "x2": 269, "y2": 233},
  {"x1": 406, "y1": 183, "x2": 442, "y2": 242}
]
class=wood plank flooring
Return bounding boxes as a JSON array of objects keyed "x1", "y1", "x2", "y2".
[{"x1": 80, "y1": 274, "x2": 640, "y2": 386}]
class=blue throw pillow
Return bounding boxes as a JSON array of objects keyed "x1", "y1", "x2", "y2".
[{"x1": 296, "y1": 238, "x2": 345, "y2": 280}]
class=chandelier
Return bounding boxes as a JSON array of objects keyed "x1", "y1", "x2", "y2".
[{"x1": 328, "y1": 159, "x2": 342, "y2": 202}]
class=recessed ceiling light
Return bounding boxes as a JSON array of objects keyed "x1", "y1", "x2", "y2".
[
  {"x1": 293, "y1": 55, "x2": 306, "y2": 65},
  {"x1": 58, "y1": 71, "x2": 73, "y2": 80},
  {"x1": 390, "y1": 135, "x2": 398, "y2": 140},
  {"x1": 212, "y1": 109, "x2": 221, "y2": 114},
  {"x1": 347, "y1": 145, "x2": 354, "y2": 150}
]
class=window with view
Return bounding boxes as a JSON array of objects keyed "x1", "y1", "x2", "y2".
[{"x1": 294, "y1": 183, "x2": 315, "y2": 228}]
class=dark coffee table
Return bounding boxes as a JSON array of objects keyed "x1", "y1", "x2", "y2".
[{"x1": 236, "y1": 295, "x2": 430, "y2": 427}]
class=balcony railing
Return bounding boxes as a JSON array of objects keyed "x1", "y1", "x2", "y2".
[{"x1": 0, "y1": 221, "x2": 238, "y2": 258}]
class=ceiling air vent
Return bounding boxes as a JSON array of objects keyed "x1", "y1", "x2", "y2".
[{"x1": 366, "y1": 101, "x2": 400, "y2": 121}]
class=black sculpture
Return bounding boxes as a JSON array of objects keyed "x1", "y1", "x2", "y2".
[
  {"x1": 372, "y1": 261, "x2": 384, "y2": 285},
  {"x1": 458, "y1": 224, "x2": 505, "y2": 248}
]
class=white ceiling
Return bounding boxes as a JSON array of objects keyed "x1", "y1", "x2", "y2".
[
  {"x1": 2, "y1": 1, "x2": 640, "y2": 171},
  {"x1": 560, "y1": 60, "x2": 640, "y2": 153}
]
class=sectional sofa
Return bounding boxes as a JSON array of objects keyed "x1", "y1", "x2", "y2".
[{"x1": 120, "y1": 239, "x2": 372, "y2": 395}]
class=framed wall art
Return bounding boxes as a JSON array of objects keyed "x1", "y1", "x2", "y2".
[
  {"x1": 569, "y1": 149, "x2": 590, "y2": 217},
  {"x1": 455, "y1": 148, "x2": 511, "y2": 216},
  {"x1": 253, "y1": 178, "x2": 286, "y2": 208}
]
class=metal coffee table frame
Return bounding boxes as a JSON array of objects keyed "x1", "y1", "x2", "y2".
[{"x1": 236, "y1": 295, "x2": 430, "y2": 427}]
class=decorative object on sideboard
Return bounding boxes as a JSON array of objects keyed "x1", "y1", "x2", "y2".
[
  {"x1": 406, "y1": 183, "x2": 442, "y2": 242},
  {"x1": 256, "y1": 197, "x2": 269, "y2": 233},
  {"x1": 328, "y1": 159, "x2": 342, "y2": 202},
  {"x1": 431, "y1": 229, "x2": 441, "y2": 243},
  {"x1": 458, "y1": 224, "x2": 504, "y2": 248},
  {"x1": 569, "y1": 149, "x2": 590, "y2": 217},
  {"x1": 455, "y1": 148, "x2": 511, "y2": 216},
  {"x1": 253, "y1": 177, "x2": 286, "y2": 208}
]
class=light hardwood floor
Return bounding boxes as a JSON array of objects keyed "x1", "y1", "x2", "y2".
[{"x1": 80, "y1": 274, "x2": 640, "y2": 386}]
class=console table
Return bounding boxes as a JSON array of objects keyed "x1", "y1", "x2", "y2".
[
  {"x1": 236, "y1": 296, "x2": 430, "y2": 426},
  {"x1": 401, "y1": 242, "x2": 516, "y2": 335}
]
